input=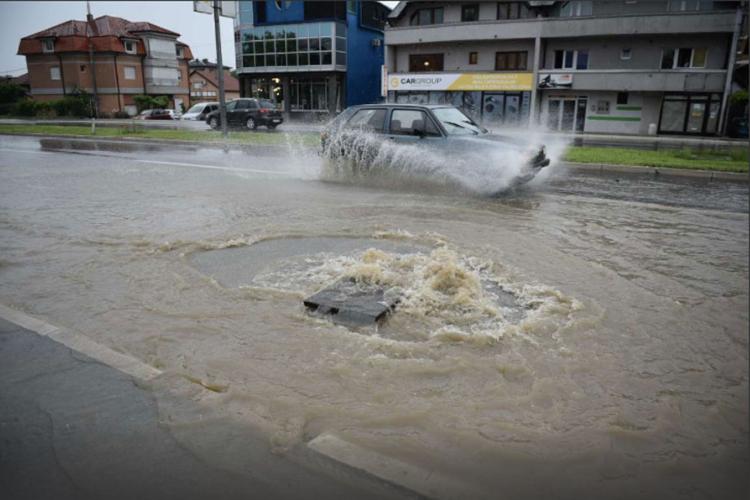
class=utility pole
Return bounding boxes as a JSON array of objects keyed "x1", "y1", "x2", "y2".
[
  {"x1": 213, "y1": 0, "x2": 227, "y2": 138},
  {"x1": 86, "y1": 0, "x2": 99, "y2": 119}
]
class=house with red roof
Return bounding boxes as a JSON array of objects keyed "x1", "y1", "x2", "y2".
[
  {"x1": 188, "y1": 59, "x2": 240, "y2": 107},
  {"x1": 17, "y1": 14, "x2": 193, "y2": 116}
]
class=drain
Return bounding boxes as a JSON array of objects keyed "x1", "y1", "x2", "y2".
[{"x1": 303, "y1": 278, "x2": 400, "y2": 326}]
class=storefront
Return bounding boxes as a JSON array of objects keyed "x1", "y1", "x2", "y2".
[
  {"x1": 658, "y1": 93, "x2": 722, "y2": 135},
  {"x1": 386, "y1": 72, "x2": 533, "y2": 126},
  {"x1": 243, "y1": 73, "x2": 343, "y2": 114}
]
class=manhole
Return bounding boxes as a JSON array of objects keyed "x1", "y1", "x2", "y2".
[{"x1": 303, "y1": 278, "x2": 399, "y2": 326}]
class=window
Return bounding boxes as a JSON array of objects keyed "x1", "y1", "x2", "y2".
[
  {"x1": 554, "y1": 49, "x2": 588, "y2": 69},
  {"x1": 596, "y1": 100, "x2": 610, "y2": 114},
  {"x1": 495, "y1": 51, "x2": 527, "y2": 70},
  {"x1": 461, "y1": 4, "x2": 479, "y2": 22},
  {"x1": 79, "y1": 65, "x2": 86, "y2": 72},
  {"x1": 469, "y1": 52, "x2": 478, "y2": 65},
  {"x1": 560, "y1": 1, "x2": 593, "y2": 17},
  {"x1": 410, "y1": 7, "x2": 443, "y2": 25},
  {"x1": 389, "y1": 109, "x2": 440, "y2": 136},
  {"x1": 497, "y1": 2, "x2": 530, "y2": 20},
  {"x1": 50, "y1": 66, "x2": 60, "y2": 80},
  {"x1": 576, "y1": 50, "x2": 589, "y2": 69},
  {"x1": 42, "y1": 39, "x2": 54, "y2": 53},
  {"x1": 409, "y1": 53, "x2": 444, "y2": 72},
  {"x1": 176, "y1": 46, "x2": 184, "y2": 58},
  {"x1": 124, "y1": 66, "x2": 136, "y2": 80},
  {"x1": 346, "y1": 108, "x2": 387, "y2": 132},
  {"x1": 661, "y1": 48, "x2": 707, "y2": 68},
  {"x1": 620, "y1": 48, "x2": 632, "y2": 60},
  {"x1": 617, "y1": 92, "x2": 629, "y2": 105},
  {"x1": 668, "y1": 0, "x2": 701, "y2": 11},
  {"x1": 124, "y1": 40, "x2": 137, "y2": 54}
]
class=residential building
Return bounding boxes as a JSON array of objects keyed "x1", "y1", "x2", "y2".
[
  {"x1": 234, "y1": 1, "x2": 391, "y2": 117},
  {"x1": 17, "y1": 15, "x2": 193, "y2": 116},
  {"x1": 385, "y1": 1, "x2": 747, "y2": 136},
  {"x1": 188, "y1": 59, "x2": 241, "y2": 107}
]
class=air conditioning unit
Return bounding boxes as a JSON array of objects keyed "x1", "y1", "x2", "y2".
[{"x1": 371, "y1": 38, "x2": 382, "y2": 47}]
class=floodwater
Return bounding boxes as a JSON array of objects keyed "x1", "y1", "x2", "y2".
[{"x1": 0, "y1": 135, "x2": 747, "y2": 499}]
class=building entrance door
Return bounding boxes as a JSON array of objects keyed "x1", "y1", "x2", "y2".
[{"x1": 547, "y1": 97, "x2": 587, "y2": 133}]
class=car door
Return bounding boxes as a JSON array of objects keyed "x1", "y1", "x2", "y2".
[
  {"x1": 386, "y1": 108, "x2": 443, "y2": 145},
  {"x1": 223, "y1": 100, "x2": 239, "y2": 125},
  {"x1": 340, "y1": 108, "x2": 388, "y2": 161}
]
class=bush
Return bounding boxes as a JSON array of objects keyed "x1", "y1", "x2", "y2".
[
  {"x1": 0, "y1": 83, "x2": 27, "y2": 104},
  {"x1": 730, "y1": 90, "x2": 748, "y2": 106},
  {"x1": 134, "y1": 94, "x2": 170, "y2": 112},
  {"x1": 14, "y1": 98, "x2": 37, "y2": 116},
  {"x1": 33, "y1": 101, "x2": 55, "y2": 118}
]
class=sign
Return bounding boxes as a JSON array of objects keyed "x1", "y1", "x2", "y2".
[
  {"x1": 387, "y1": 73, "x2": 533, "y2": 92},
  {"x1": 193, "y1": 0, "x2": 237, "y2": 18},
  {"x1": 381, "y1": 65, "x2": 388, "y2": 97},
  {"x1": 538, "y1": 73, "x2": 573, "y2": 89}
]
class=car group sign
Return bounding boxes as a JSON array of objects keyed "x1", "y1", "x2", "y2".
[{"x1": 387, "y1": 72, "x2": 533, "y2": 92}]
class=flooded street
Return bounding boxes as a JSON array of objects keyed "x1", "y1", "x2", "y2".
[{"x1": 0, "y1": 135, "x2": 747, "y2": 499}]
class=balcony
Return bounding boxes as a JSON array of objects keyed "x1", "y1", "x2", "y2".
[
  {"x1": 539, "y1": 69, "x2": 727, "y2": 93},
  {"x1": 385, "y1": 10, "x2": 737, "y2": 45}
]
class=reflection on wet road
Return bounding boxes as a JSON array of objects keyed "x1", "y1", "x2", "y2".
[{"x1": 0, "y1": 135, "x2": 747, "y2": 499}]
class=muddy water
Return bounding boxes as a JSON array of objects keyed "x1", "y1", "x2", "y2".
[{"x1": 0, "y1": 136, "x2": 747, "y2": 499}]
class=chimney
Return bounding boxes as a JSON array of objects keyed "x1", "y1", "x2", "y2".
[{"x1": 86, "y1": 1, "x2": 99, "y2": 35}]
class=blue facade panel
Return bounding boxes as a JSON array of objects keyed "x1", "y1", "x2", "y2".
[
  {"x1": 263, "y1": 1, "x2": 305, "y2": 24},
  {"x1": 344, "y1": 9, "x2": 384, "y2": 107}
]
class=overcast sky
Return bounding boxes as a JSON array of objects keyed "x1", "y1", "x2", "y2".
[{"x1": 0, "y1": 1, "x2": 398, "y2": 77}]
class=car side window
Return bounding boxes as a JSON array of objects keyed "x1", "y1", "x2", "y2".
[
  {"x1": 248, "y1": 101, "x2": 259, "y2": 110},
  {"x1": 225, "y1": 101, "x2": 237, "y2": 111},
  {"x1": 389, "y1": 109, "x2": 441, "y2": 136},
  {"x1": 346, "y1": 109, "x2": 387, "y2": 133},
  {"x1": 236, "y1": 100, "x2": 250, "y2": 110}
]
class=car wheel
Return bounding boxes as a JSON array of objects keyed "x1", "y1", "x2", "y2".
[
  {"x1": 208, "y1": 116, "x2": 219, "y2": 130},
  {"x1": 246, "y1": 117, "x2": 257, "y2": 130}
]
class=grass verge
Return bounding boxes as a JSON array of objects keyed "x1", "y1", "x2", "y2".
[
  {"x1": 0, "y1": 123, "x2": 320, "y2": 147},
  {"x1": 564, "y1": 146, "x2": 748, "y2": 173}
]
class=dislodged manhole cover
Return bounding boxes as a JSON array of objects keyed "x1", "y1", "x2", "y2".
[{"x1": 304, "y1": 278, "x2": 399, "y2": 326}]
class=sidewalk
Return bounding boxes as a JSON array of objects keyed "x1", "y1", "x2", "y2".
[{"x1": 0, "y1": 316, "x2": 403, "y2": 500}]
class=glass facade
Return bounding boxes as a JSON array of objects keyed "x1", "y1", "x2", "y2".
[{"x1": 239, "y1": 22, "x2": 346, "y2": 70}]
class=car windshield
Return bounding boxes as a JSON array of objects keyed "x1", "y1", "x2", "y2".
[
  {"x1": 186, "y1": 104, "x2": 204, "y2": 114},
  {"x1": 432, "y1": 107, "x2": 484, "y2": 135},
  {"x1": 259, "y1": 99, "x2": 276, "y2": 109}
]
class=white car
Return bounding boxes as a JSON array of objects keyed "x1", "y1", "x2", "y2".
[{"x1": 181, "y1": 102, "x2": 219, "y2": 121}]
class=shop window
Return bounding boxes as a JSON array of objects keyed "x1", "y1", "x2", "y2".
[
  {"x1": 560, "y1": 1, "x2": 593, "y2": 17},
  {"x1": 50, "y1": 66, "x2": 61, "y2": 80},
  {"x1": 497, "y1": 2, "x2": 530, "y2": 20},
  {"x1": 410, "y1": 7, "x2": 443, "y2": 25},
  {"x1": 469, "y1": 52, "x2": 478, "y2": 65},
  {"x1": 409, "y1": 53, "x2": 444, "y2": 72},
  {"x1": 495, "y1": 51, "x2": 527, "y2": 70},
  {"x1": 347, "y1": 108, "x2": 387, "y2": 132},
  {"x1": 42, "y1": 39, "x2": 54, "y2": 53},
  {"x1": 462, "y1": 4, "x2": 479, "y2": 22},
  {"x1": 390, "y1": 109, "x2": 441, "y2": 136},
  {"x1": 617, "y1": 92, "x2": 629, "y2": 105}
]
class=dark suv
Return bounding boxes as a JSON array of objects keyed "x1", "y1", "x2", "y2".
[{"x1": 205, "y1": 98, "x2": 283, "y2": 130}]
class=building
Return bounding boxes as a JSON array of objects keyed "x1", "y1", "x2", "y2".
[
  {"x1": 234, "y1": 1, "x2": 391, "y2": 117},
  {"x1": 188, "y1": 59, "x2": 241, "y2": 107},
  {"x1": 385, "y1": 1, "x2": 747, "y2": 136},
  {"x1": 17, "y1": 15, "x2": 193, "y2": 116}
]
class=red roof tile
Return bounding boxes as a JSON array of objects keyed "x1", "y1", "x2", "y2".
[{"x1": 24, "y1": 15, "x2": 179, "y2": 39}]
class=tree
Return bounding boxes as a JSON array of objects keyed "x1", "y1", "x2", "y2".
[{"x1": 0, "y1": 83, "x2": 27, "y2": 104}]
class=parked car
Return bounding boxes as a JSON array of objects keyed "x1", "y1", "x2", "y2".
[
  {"x1": 166, "y1": 109, "x2": 182, "y2": 120},
  {"x1": 182, "y1": 102, "x2": 218, "y2": 121},
  {"x1": 205, "y1": 98, "x2": 283, "y2": 130},
  {"x1": 320, "y1": 104, "x2": 550, "y2": 191},
  {"x1": 136, "y1": 108, "x2": 173, "y2": 120}
]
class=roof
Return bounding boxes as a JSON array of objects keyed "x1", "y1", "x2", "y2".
[{"x1": 23, "y1": 15, "x2": 179, "y2": 39}]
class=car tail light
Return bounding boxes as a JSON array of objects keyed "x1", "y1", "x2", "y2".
[{"x1": 259, "y1": 108, "x2": 269, "y2": 114}]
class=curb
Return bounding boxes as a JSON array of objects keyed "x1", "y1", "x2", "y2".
[
  {"x1": 564, "y1": 162, "x2": 749, "y2": 182},
  {"x1": 0, "y1": 303, "x2": 162, "y2": 381}
]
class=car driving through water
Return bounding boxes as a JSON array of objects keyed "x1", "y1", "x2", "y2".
[{"x1": 320, "y1": 104, "x2": 550, "y2": 193}]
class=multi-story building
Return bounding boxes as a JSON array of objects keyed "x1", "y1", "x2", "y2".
[
  {"x1": 385, "y1": 1, "x2": 746, "y2": 136},
  {"x1": 188, "y1": 59, "x2": 241, "y2": 107},
  {"x1": 17, "y1": 15, "x2": 193, "y2": 116},
  {"x1": 234, "y1": 1, "x2": 391, "y2": 117}
]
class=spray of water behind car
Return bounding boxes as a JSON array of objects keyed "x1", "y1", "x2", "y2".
[{"x1": 319, "y1": 104, "x2": 569, "y2": 196}]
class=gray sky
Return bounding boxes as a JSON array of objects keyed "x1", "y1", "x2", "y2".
[{"x1": 0, "y1": 1, "x2": 398, "y2": 77}]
